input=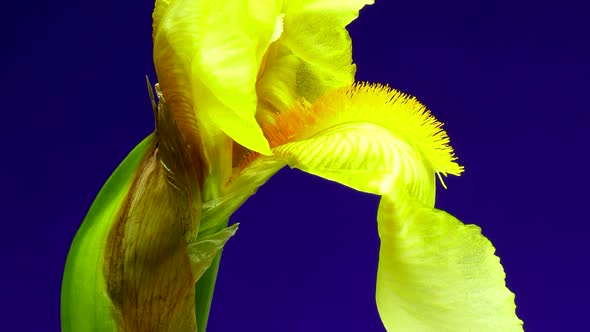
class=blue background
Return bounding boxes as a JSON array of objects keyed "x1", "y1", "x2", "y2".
[{"x1": 2, "y1": 0, "x2": 588, "y2": 331}]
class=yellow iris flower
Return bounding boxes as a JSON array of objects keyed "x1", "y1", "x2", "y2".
[{"x1": 61, "y1": 0, "x2": 523, "y2": 331}]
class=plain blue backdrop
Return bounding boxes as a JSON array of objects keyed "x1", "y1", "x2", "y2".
[{"x1": 2, "y1": 0, "x2": 589, "y2": 331}]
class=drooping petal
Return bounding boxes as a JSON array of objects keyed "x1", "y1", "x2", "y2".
[
  {"x1": 226, "y1": 80, "x2": 451, "y2": 220},
  {"x1": 375, "y1": 189, "x2": 523, "y2": 331},
  {"x1": 252, "y1": 83, "x2": 462, "y2": 205},
  {"x1": 231, "y1": 83, "x2": 460, "y2": 215},
  {"x1": 228, "y1": 83, "x2": 520, "y2": 330},
  {"x1": 273, "y1": 121, "x2": 436, "y2": 204}
]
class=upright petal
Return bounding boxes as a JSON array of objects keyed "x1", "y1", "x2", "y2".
[
  {"x1": 153, "y1": 0, "x2": 280, "y2": 155},
  {"x1": 188, "y1": 0, "x2": 274, "y2": 155},
  {"x1": 375, "y1": 189, "x2": 523, "y2": 331},
  {"x1": 282, "y1": 0, "x2": 374, "y2": 101},
  {"x1": 255, "y1": 0, "x2": 373, "y2": 123},
  {"x1": 153, "y1": 0, "x2": 203, "y2": 155},
  {"x1": 256, "y1": 43, "x2": 300, "y2": 117}
]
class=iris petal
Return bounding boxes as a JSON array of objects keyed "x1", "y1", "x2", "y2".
[
  {"x1": 252, "y1": 83, "x2": 462, "y2": 205},
  {"x1": 231, "y1": 83, "x2": 520, "y2": 330},
  {"x1": 272, "y1": 122, "x2": 435, "y2": 203},
  {"x1": 376, "y1": 190, "x2": 523, "y2": 331},
  {"x1": 153, "y1": 0, "x2": 279, "y2": 155},
  {"x1": 282, "y1": 0, "x2": 374, "y2": 101}
]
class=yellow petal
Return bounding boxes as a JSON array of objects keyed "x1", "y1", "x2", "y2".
[
  {"x1": 152, "y1": 0, "x2": 172, "y2": 39},
  {"x1": 273, "y1": 122, "x2": 436, "y2": 204},
  {"x1": 195, "y1": 84, "x2": 272, "y2": 156},
  {"x1": 256, "y1": 44, "x2": 300, "y2": 116},
  {"x1": 255, "y1": 0, "x2": 372, "y2": 123},
  {"x1": 152, "y1": 0, "x2": 204, "y2": 150},
  {"x1": 258, "y1": 83, "x2": 463, "y2": 204},
  {"x1": 153, "y1": 0, "x2": 279, "y2": 155},
  {"x1": 281, "y1": 0, "x2": 374, "y2": 101},
  {"x1": 376, "y1": 189, "x2": 523, "y2": 331}
]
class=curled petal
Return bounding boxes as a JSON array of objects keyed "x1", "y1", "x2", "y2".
[
  {"x1": 272, "y1": 122, "x2": 436, "y2": 204},
  {"x1": 251, "y1": 83, "x2": 463, "y2": 205}
]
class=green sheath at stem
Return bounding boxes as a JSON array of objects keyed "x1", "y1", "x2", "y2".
[{"x1": 195, "y1": 251, "x2": 223, "y2": 332}]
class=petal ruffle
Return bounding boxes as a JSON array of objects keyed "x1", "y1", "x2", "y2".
[
  {"x1": 255, "y1": 0, "x2": 373, "y2": 121},
  {"x1": 282, "y1": 0, "x2": 374, "y2": 101},
  {"x1": 375, "y1": 190, "x2": 523, "y2": 331}
]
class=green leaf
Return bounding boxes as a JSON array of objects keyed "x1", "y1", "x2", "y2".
[{"x1": 61, "y1": 135, "x2": 155, "y2": 332}]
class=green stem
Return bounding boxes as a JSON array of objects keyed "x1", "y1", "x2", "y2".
[
  {"x1": 196, "y1": 145, "x2": 232, "y2": 332},
  {"x1": 195, "y1": 251, "x2": 222, "y2": 332}
]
